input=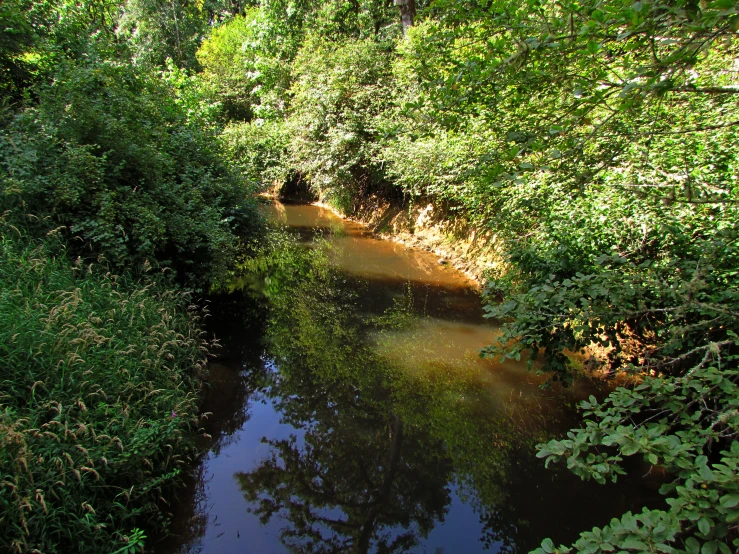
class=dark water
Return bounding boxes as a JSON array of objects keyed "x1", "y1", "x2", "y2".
[{"x1": 154, "y1": 202, "x2": 663, "y2": 554}]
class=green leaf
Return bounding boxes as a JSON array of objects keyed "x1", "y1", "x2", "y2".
[
  {"x1": 698, "y1": 517, "x2": 712, "y2": 536},
  {"x1": 719, "y1": 494, "x2": 739, "y2": 509},
  {"x1": 685, "y1": 537, "x2": 701, "y2": 554},
  {"x1": 540, "y1": 538, "x2": 555, "y2": 553},
  {"x1": 699, "y1": 464, "x2": 714, "y2": 481},
  {"x1": 622, "y1": 538, "x2": 649, "y2": 549},
  {"x1": 724, "y1": 509, "x2": 739, "y2": 523}
]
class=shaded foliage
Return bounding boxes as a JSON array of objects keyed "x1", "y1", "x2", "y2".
[
  {"x1": 1, "y1": 56, "x2": 259, "y2": 289},
  {"x1": 0, "y1": 0, "x2": 34, "y2": 100},
  {"x1": 0, "y1": 0, "x2": 263, "y2": 551}
]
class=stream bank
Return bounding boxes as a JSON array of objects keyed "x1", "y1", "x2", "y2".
[{"x1": 269, "y1": 182, "x2": 502, "y2": 286}]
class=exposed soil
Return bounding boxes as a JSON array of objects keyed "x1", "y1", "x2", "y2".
[{"x1": 304, "y1": 193, "x2": 507, "y2": 289}]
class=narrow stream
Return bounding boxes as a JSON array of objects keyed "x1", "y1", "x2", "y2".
[{"x1": 155, "y1": 202, "x2": 662, "y2": 554}]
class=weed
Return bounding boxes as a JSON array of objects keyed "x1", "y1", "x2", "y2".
[{"x1": 0, "y1": 228, "x2": 205, "y2": 553}]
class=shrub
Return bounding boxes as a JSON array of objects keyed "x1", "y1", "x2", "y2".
[
  {"x1": 533, "y1": 341, "x2": 739, "y2": 554},
  {"x1": 220, "y1": 119, "x2": 290, "y2": 187},
  {"x1": 0, "y1": 59, "x2": 260, "y2": 289},
  {"x1": 286, "y1": 36, "x2": 394, "y2": 211}
]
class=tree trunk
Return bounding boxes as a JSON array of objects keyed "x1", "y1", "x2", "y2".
[
  {"x1": 355, "y1": 415, "x2": 404, "y2": 553},
  {"x1": 394, "y1": 0, "x2": 415, "y2": 35}
]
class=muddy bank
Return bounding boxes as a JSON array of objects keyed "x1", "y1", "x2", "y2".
[{"x1": 267, "y1": 187, "x2": 504, "y2": 287}]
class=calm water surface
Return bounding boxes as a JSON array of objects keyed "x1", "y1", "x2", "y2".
[{"x1": 155, "y1": 202, "x2": 662, "y2": 554}]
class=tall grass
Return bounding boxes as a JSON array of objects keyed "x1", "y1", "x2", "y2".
[{"x1": 0, "y1": 226, "x2": 206, "y2": 553}]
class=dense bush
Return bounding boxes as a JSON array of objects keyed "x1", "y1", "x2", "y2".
[
  {"x1": 0, "y1": 0, "x2": 34, "y2": 100},
  {"x1": 196, "y1": 10, "x2": 293, "y2": 122},
  {"x1": 0, "y1": 1, "x2": 265, "y2": 552},
  {"x1": 0, "y1": 228, "x2": 205, "y2": 553},
  {"x1": 482, "y1": 194, "x2": 739, "y2": 378},
  {"x1": 0, "y1": 59, "x2": 259, "y2": 289},
  {"x1": 286, "y1": 37, "x2": 394, "y2": 210},
  {"x1": 220, "y1": 119, "x2": 290, "y2": 186}
]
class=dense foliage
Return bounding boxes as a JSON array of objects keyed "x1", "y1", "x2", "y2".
[
  {"x1": 287, "y1": 36, "x2": 394, "y2": 210},
  {"x1": 0, "y1": 0, "x2": 262, "y2": 289},
  {"x1": 0, "y1": 0, "x2": 261, "y2": 551},
  {"x1": 0, "y1": 229, "x2": 206, "y2": 553},
  {"x1": 1, "y1": 60, "x2": 257, "y2": 289}
]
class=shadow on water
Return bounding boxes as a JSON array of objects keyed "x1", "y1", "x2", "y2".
[{"x1": 155, "y1": 202, "x2": 665, "y2": 554}]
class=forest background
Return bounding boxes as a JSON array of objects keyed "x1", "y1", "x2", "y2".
[{"x1": 1, "y1": 0, "x2": 738, "y2": 552}]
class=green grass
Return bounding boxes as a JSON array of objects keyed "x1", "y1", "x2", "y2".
[{"x1": 0, "y1": 227, "x2": 206, "y2": 553}]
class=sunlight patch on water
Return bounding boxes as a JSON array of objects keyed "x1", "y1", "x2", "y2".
[
  {"x1": 371, "y1": 318, "x2": 546, "y2": 398},
  {"x1": 328, "y1": 235, "x2": 473, "y2": 288},
  {"x1": 262, "y1": 202, "x2": 345, "y2": 231}
]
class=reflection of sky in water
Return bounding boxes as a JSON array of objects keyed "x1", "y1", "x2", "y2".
[
  {"x1": 166, "y1": 376, "x2": 490, "y2": 554},
  {"x1": 190, "y1": 391, "x2": 301, "y2": 554},
  {"x1": 157, "y1": 203, "x2": 665, "y2": 554}
]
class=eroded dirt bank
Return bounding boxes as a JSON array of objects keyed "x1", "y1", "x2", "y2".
[{"x1": 268, "y1": 187, "x2": 504, "y2": 287}]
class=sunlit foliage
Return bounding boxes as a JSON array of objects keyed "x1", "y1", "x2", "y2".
[{"x1": 0, "y1": 229, "x2": 205, "y2": 553}]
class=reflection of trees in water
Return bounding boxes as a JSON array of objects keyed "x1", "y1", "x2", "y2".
[
  {"x1": 473, "y1": 445, "x2": 666, "y2": 553},
  {"x1": 156, "y1": 363, "x2": 269, "y2": 553},
  {"x1": 155, "y1": 287, "x2": 272, "y2": 553},
  {"x1": 199, "y1": 289, "x2": 271, "y2": 455},
  {"x1": 170, "y1": 232, "x2": 660, "y2": 554},
  {"x1": 236, "y1": 366, "x2": 453, "y2": 553},
  {"x1": 244, "y1": 245, "x2": 525, "y2": 552},
  {"x1": 170, "y1": 464, "x2": 209, "y2": 554},
  {"x1": 198, "y1": 363, "x2": 254, "y2": 456}
]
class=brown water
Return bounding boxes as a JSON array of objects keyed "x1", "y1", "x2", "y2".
[{"x1": 154, "y1": 202, "x2": 662, "y2": 554}]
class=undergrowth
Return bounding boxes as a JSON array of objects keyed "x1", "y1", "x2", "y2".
[{"x1": 0, "y1": 227, "x2": 206, "y2": 553}]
